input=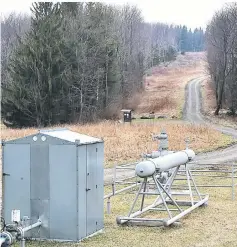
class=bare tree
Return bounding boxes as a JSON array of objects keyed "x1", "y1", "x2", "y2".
[{"x1": 206, "y1": 3, "x2": 237, "y2": 115}]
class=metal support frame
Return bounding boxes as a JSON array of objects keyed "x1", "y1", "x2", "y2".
[
  {"x1": 116, "y1": 165, "x2": 208, "y2": 227},
  {"x1": 180, "y1": 162, "x2": 237, "y2": 200},
  {"x1": 104, "y1": 162, "x2": 237, "y2": 203}
]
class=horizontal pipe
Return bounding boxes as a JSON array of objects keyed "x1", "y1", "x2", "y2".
[
  {"x1": 114, "y1": 175, "x2": 137, "y2": 181},
  {"x1": 150, "y1": 208, "x2": 180, "y2": 211},
  {"x1": 117, "y1": 200, "x2": 164, "y2": 224},
  {"x1": 104, "y1": 184, "x2": 138, "y2": 199},
  {"x1": 116, "y1": 167, "x2": 135, "y2": 170},
  {"x1": 172, "y1": 185, "x2": 235, "y2": 188},
  {"x1": 118, "y1": 217, "x2": 165, "y2": 222},
  {"x1": 135, "y1": 149, "x2": 195, "y2": 178},
  {"x1": 104, "y1": 178, "x2": 153, "y2": 199},
  {"x1": 181, "y1": 174, "x2": 237, "y2": 178},
  {"x1": 114, "y1": 181, "x2": 141, "y2": 185},
  {"x1": 189, "y1": 163, "x2": 237, "y2": 166},
  {"x1": 179, "y1": 170, "x2": 237, "y2": 173}
]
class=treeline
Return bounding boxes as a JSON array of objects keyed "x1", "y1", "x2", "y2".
[
  {"x1": 146, "y1": 24, "x2": 205, "y2": 67},
  {"x1": 206, "y1": 3, "x2": 237, "y2": 115},
  {"x1": 179, "y1": 26, "x2": 205, "y2": 53},
  {"x1": 1, "y1": 2, "x2": 205, "y2": 127}
]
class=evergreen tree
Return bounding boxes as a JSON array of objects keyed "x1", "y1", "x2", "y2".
[
  {"x1": 180, "y1": 25, "x2": 188, "y2": 53},
  {"x1": 2, "y1": 2, "x2": 70, "y2": 127}
]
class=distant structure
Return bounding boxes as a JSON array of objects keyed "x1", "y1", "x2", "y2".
[{"x1": 121, "y1": 109, "x2": 132, "y2": 123}]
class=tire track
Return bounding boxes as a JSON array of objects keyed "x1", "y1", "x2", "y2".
[{"x1": 184, "y1": 78, "x2": 237, "y2": 164}]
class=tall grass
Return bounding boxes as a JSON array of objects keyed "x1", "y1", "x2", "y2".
[
  {"x1": 1, "y1": 121, "x2": 232, "y2": 168},
  {"x1": 137, "y1": 52, "x2": 206, "y2": 118}
]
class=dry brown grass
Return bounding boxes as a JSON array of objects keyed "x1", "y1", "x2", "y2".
[
  {"x1": 1, "y1": 121, "x2": 233, "y2": 168},
  {"x1": 136, "y1": 52, "x2": 206, "y2": 118},
  {"x1": 201, "y1": 78, "x2": 237, "y2": 129}
]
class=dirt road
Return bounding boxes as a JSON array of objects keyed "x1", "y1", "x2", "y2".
[
  {"x1": 184, "y1": 77, "x2": 237, "y2": 164},
  {"x1": 104, "y1": 77, "x2": 237, "y2": 184}
]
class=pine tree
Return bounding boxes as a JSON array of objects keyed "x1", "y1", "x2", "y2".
[
  {"x1": 2, "y1": 2, "x2": 70, "y2": 127},
  {"x1": 180, "y1": 25, "x2": 188, "y2": 53}
]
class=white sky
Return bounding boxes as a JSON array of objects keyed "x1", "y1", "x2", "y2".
[{"x1": 1, "y1": 0, "x2": 236, "y2": 29}]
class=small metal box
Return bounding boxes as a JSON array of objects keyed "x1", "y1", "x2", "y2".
[{"x1": 121, "y1": 109, "x2": 132, "y2": 123}]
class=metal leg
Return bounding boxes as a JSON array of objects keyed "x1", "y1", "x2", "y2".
[
  {"x1": 153, "y1": 166, "x2": 179, "y2": 205},
  {"x1": 188, "y1": 170, "x2": 202, "y2": 200},
  {"x1": 20, "y1": 238, "x2": 26, "y2": 247},
  {"x1": 107, "y1": 197, "x2": 111, "y2": 214},
  {"x1": 156, "y1": 179, "x2": 183, "y2": 212},
  {"x1": 185, "y1": 165, "x2": 194, "y2": 206},
  {"x1": 113, "y1": 164, "x2": 117, "y2": 195},
  {"x1": 232, "y1": 163, "x2": 235, "y2": 201},
  {"x1": 140, "y1": 177, "x2": 147, "y2": 211},
  {"x1": 128, "y1": 180, "x2": 145, "y2": 216},
  {"x1": 153, "y1": 175, "x2": 172, "y2": 219}
]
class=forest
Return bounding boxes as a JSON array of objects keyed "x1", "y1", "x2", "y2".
[
  {"x1": 206, "y1": 3, "x2": 237, "y2": 115},
  {"x1": 1, "y1": 2, "x2": 205, "y2": 127}
]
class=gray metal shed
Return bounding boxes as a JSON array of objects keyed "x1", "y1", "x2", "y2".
[{"x1": 2, "y1": 128, "x2": 104, "y2": 241}]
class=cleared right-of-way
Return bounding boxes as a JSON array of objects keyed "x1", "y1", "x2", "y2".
[{"x1": 184, "y1": 77, "x2": 237, "y2": 164}]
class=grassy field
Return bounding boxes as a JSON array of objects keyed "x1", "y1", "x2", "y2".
[
  {"x1": 136, "y1": 52, "x2": 206, "y2": 119},
  {"x1": 12, "y1": 172, "x2": 237, "y2": 247},
  {"x1": 1, "y1": 121, "x2": 234, "y2": 168}
]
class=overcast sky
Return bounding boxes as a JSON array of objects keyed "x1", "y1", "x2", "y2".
[{"x1": 1, "y1": 0, "x2": 236, "y2": 29}]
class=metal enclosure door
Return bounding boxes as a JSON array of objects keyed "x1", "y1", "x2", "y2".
[
  {"x1": 49, "y1": 145, "x2": 77, "y2": 240},
  {"x1": 86, "y1": 144, "x2": 98, "y2": 236},
  {"x1": 77, "y1": 145, "x2": 87, "y2": 240},
  {"x1": 30, "y1": 144, "x2": 50, "y2": 239},
  {"x1": 3, "y1": 144, "x2": 31, "y2": 223}
]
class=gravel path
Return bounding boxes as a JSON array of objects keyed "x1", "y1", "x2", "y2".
[
  {"x1": 104, "y1": 77, "x2": 237, "y2": 184},
  {"x1": 184, "y1": 78, "x2": 237, "y2": 164}
]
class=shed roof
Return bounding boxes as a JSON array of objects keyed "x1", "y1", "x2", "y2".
[{"x1": 39, "y1": 128, "x2": 102, "y2": 144}]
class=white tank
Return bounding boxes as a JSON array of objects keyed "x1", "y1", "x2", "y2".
[{"x1": 135, "y1": 149, "x2": 195, "y2": 178}]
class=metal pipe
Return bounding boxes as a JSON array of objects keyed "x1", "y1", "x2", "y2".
[
  {"x1": 128, "y1": 181, "x2": 146, "y2": 216},
  {"x1": 140, "y1": 178, "x2": 147, "y2": 211},
  {"x1": 0, "y1": 238, "x2": 6, "y2": 246},
  {"x1": 188, "y1": 170, "x2": 202, "y2": 200},
  {"x1": 118, "y1": 169, "x2": 179, "y2": 224},
  {"x1": 179, "y1": 170, "x2": 236, "y2": 173},
  {"x1": 104, "y1": 178, "x2": 153, "y2": 199},
  {"x1": 164, "y1": 195, "x2": 209, "y2": 226},
  {"x1": 186, "y1": 166, "x2": 194, "y2": 206},
  {"x1": 135, "y1": 149, "x2": 195, "y2": 178},
  {"x1": 107, "y1": 197, "x2": 111, "y2": 214},
  {"x1": 232, "y1": 163, "x2": 235, "y2": 200},
  {"x1": 104, "y1": 183, "x2": 138, "y2": 199},
  {"x1": 20, "y1": 238, "x2": 26, "y2": 247},
  {"x1": 22, "y1": 220, "x2": 42, "y2": 234},
  {"x1": 117, "y1": 200, "x2": 164, "y2": 224}
]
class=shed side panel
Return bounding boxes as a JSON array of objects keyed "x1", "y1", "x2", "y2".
[
  {"x1": 77, "y1": 145, "x2": 87, "y2": 240},
  {"x1": 49, "y1": 145, "x2": 77, "y2": 241},
  {"x1": 3, "y1": 144, "x2": 31, "y2": 223},
  {"x1": 95, "y1": 142, "x2": 104, "y2": 231}
]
